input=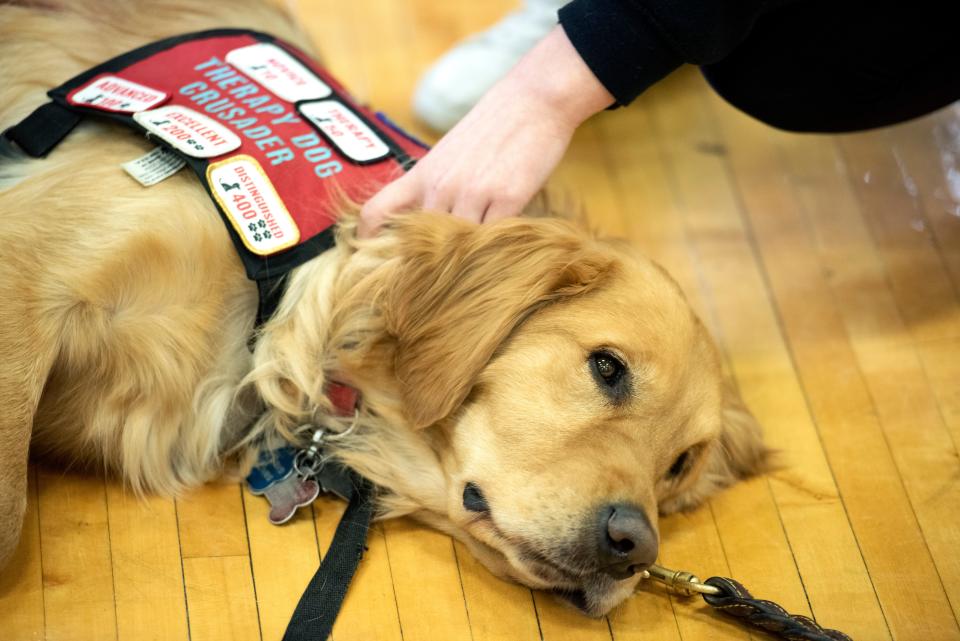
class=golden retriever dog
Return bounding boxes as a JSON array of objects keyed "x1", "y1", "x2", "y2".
[{"x1": 0, "y1": 0, "x2": 768, "y2": 616}]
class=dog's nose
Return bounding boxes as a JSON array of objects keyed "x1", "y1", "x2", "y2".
[{"x1": 596, "y1": 503, "x2": 658, "y2": 579}]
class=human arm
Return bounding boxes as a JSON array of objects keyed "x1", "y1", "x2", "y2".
[
  {"x1": 358, "y1": 24, "x2": 613, "y2": 237},
  {"x1": 358, "y1": 0, "x2": 774, "y2": 237},
  {"x1": 559, "y1": 0, "x2": 772, "y2": 106}
]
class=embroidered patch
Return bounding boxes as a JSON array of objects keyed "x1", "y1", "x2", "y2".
[
  {"x1": 207, "y1": 154, "x2": 300, "y2": 255},
  {"x1": 134, "y1": 106, "x2": 241, "y2": 158},
  {"x1": 226, "y1": 42, "x2": 332, "y2": 102},
  {"x1": 67, "y1": 75, "x2": 168, "y2": 113},
  {"x1": 300, "y1": 100, "x2": 390, "y2": 163},
  {"x1": 121, "y1": 146, "x2": 186, "y2": 186}
]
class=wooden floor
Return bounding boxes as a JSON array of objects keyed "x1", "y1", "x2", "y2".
[{"x1": 3, "y1": 1, "x2": 960, "y2": 639}]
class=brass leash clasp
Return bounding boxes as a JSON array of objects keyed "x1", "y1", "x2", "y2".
[{"x1": 642, "y1": 563, "x2": 722, "y2": 597}]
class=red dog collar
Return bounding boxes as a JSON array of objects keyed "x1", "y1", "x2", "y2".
[{"x1": 4, "y1": 29, "x2": 428, "y2": 320}]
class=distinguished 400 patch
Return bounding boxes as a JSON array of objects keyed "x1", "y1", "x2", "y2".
[{"x1": 208, "y1": 155, "x2": 299, "y2": 255}]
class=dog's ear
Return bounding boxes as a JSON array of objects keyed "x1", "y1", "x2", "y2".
[
  {"x1": 662, "y1": 381, "x2": 772, "y2": 513},
  {"x1": 382, "y1": 215, "x2": 614, "y2": 429}
]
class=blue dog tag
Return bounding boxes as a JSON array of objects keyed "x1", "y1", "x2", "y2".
[
  {"x1": 247, "y1": 445, "x2": 322, "y2": 524},
  {"x1": 247, "y1": 446, "x2": 297, "y2": 493}
]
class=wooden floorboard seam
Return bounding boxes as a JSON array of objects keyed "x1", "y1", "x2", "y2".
[
  {"x1": 239, "y1": 486, "x2": 266, "y2": 641},
  {"x1": 704, "y1": 102, "x2": 897, "y2": 640},
  {"x1": 102, "y1": 479, "x2": 122, "y2": 641},
  {"x1": 853, "y1": 346, "x2": 960, "y2": 632},
  {"x1": 173, "y1": 498, "x2": 196, "y2": 641},
  {"x1": 449, "y1": 536, "x2": 476, "y2": 641}
]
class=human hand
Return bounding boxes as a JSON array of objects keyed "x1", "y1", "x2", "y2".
[{"x1": 359, "y1": 25, "x2": 613, "y2": 238}]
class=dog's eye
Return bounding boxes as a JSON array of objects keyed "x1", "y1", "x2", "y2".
[
  {"x1": 589, "y1": 351, "x2": 625, "y2": 385},
  {"x1": 589, "y1": 351, "x2": 629, "y2": 401},
  {"x1": 667, "y1": 450, "x2": 691, "y2": 479},
  {"x1": 463, "y1": 482, "x2": 490, "y2": 513},
  {"x1": 595, "y1": 355, "x2": 620, "y2": 380}
]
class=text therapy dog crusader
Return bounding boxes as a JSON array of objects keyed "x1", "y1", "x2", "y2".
[{"x1": 5, "y1": 29, "x2": 428, "y2": 322}]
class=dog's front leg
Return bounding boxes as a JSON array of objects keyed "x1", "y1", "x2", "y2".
[{"x1": 0, "y1": 328, "x2": 57, "y2": 570}]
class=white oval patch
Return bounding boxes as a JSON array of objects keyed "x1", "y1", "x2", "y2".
[
  {"x1": 299, "y1": 100, "x2": 390, "y2": 163},
  {"x1": 226, "y1": 43, "x2": 332, "y2": 103},
  {"x1": 207, "y1": 155, "x2": 300, "y2": 256},
  {"x1": 133, "y1": 106, "x2": 241, "y2": 158},
  {"x1": 68, "y1": 75, "x2": 168, "y2": 113}
]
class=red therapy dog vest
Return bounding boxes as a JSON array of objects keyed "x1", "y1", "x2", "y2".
[{"x1": 4, "y1": 30, "x2": 428, "y2": 313}]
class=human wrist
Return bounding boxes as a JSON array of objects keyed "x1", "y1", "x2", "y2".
[{"x1": 499, "y1": 25, "x2": 615, "y2": 131}]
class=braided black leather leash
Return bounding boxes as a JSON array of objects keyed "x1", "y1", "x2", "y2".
[{"x1": 646, "y1": 565, "x2": 853, "y2": 641}]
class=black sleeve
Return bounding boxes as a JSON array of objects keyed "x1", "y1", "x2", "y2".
[{"x1": 558, "y1": 0, "x2": 774, "y2": 106}]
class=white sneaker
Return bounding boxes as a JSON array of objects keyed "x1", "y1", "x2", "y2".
[{"x1": 413, "y1": 0, "x2": 568, "y2": 132}]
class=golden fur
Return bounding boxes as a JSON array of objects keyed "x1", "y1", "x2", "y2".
[{"x1": 0, "y1": 0, "x2": 769, "y2": 616}]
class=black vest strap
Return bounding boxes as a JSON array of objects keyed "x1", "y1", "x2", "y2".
[
  {"x1": 282, "y1": 473, "x2": 374, "y2": 641},
  {"x1": 3, "y1": 102, "x2": 82, "y2": 158},
  {"x1": 256, "y1": 273, "x2": 290, "y2": 328}
]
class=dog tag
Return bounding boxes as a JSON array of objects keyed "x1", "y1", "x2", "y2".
[
  {"x1": 247, "y1": 446, "x2": 297, "y2": 493},
  {"x1": 247, "y1": 447, "x2": 321, "y2": 524},
  {"x1": 262, "y1": 475, "x2": 321, "y2": 525}
]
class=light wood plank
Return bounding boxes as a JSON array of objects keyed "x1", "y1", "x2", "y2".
[
  {"x1": 661, "y1": 73, "x2": 889, "y2": 639},
  {"x1": 656, "y1": 510, "x2": 749, "y2": 641},
  {"x1": 0, "y1": 466, "x2": 44, "y2": 641},
  {"x1": 178, "y1": 482, "x2": 259, "y2": 640},
  {"x1": 708, "y1": 476, "x2": 811, "y2": 616},
  {"x1": 177, "y1": 481, "x2": 249, "y2": 558},
  {"x1": 780, "y1": 134, "x2": 905, "y2": 346},
  {"x1": 887, "y1": 113, "x2": 960, "y2": 291},
  {"x1": 533, "y1": 592, "x2": 612, "y2": 641},
  {"x1": 609, "y1": 581, "x2": 680, "y2": 641},
  {"x1": 707, "y1": 81, "x2": 958, "y2": 640},
  {"x1": 722, "y1": 348, "x2": 875, "y2": 635},
  {"x1": 837, "y1": 133, "x2": 960, "y2": 343},
  {"x1": 855, "y1": 344, "x2": 960, "y2": 624},
  {"x1": 549, "y1": 122, "x2": 630, "y2": 237},
  {"x1": 776, "y1": 126, "x2": 960, "y2": 634},
  {"x1": 382, "y1": 517, "x2": 473, "y2": 641},
  {"x1": 345, "y1": 0, "x2": 420, "y2": 119},
  {"x1": 37, "y1": 469, "x2": 117, "y2": 641},
  {"x1": 779, "y1": 128, "x2": 960, "y2": 627},
  {"x1": 298, "y1": 0, "x2": 367, "y2": 110},
  {"x1": 105, "y1": 485, "x2": 190, "y2": 641},
  {"x1": 594, "y1": 105, "x2": 705, "y2": 314},
  {"x1": 243, "y1": 485, "x2": 320, "y2": 641},
  {"x1": 313, "y1": 495, "x2": 404, "y2": 641},
  {"x1": 183, "y1": 555, "x2": 262, "y2": 641},
  {"x1": 452, "y1": 540, "x2": 542, "y2": 641},
  {"x1": 918, "y1": 337, "x2": 960, "y2": 449},
  {"x1": 918, "y1": 336, "x2": 960, "y2": 621}
]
